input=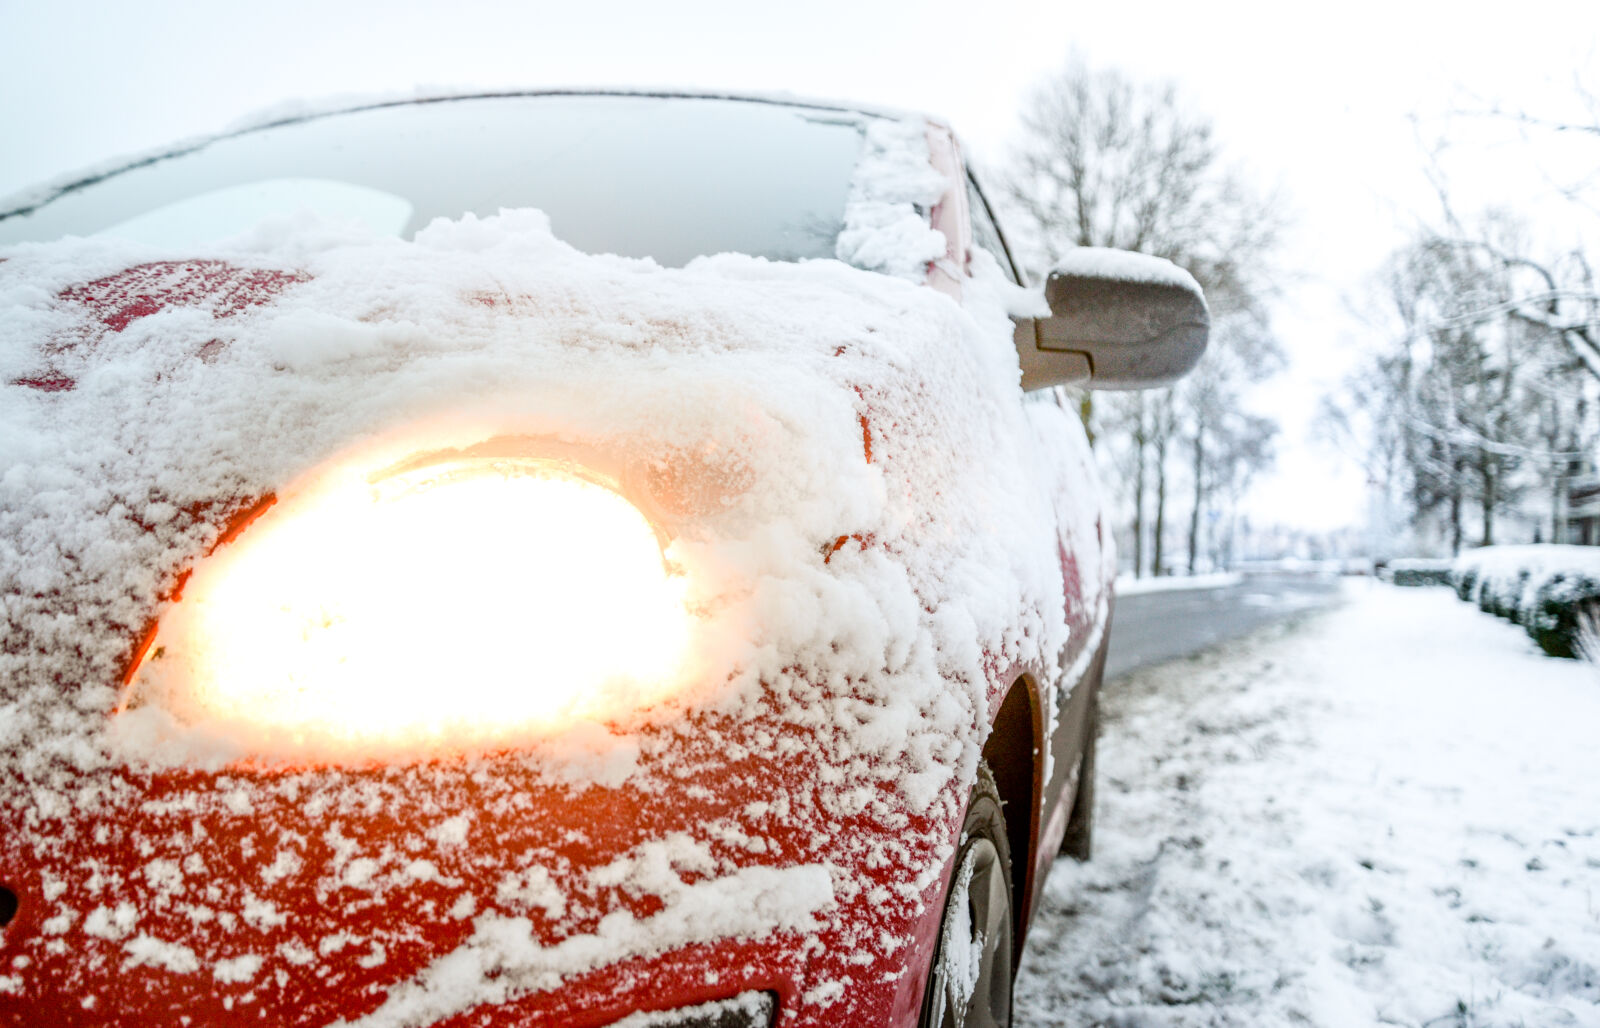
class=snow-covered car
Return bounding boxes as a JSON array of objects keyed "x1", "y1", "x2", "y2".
[{"x1": 0, "y1": 92, "x2": 1207, "y2": 1028}]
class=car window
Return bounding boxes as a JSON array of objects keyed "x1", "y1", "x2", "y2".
[
  {"x1": 966, "y1": 174, "x2": 1021, "y2": 285},
  {"x1": 0, "y1": 95, "x2": 867, "y2": 267}
]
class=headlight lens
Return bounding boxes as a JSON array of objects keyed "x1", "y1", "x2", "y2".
[{"x1": 125, "y1": 456, "x2": 691, "y2": 760}]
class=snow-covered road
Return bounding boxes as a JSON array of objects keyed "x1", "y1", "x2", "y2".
[{"x1": 1016, "y1": 581, "x2": 1600, "y2": 1027}]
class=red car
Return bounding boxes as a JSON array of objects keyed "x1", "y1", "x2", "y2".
[{"x1": 0, "y1": 92, "x2": 1206, "y2": 1027}]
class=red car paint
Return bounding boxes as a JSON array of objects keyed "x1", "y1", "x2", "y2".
[
  {"x1": 11, "y1": 260, "x2": 308, "y2": 392},
  {"x1": 0, "y1": 97, "x2": 1110, "y2": 1028}
]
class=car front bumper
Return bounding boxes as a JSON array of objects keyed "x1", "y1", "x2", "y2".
[{"x1": 0, "y1": 695, "x2": 961, "y2": 1028}]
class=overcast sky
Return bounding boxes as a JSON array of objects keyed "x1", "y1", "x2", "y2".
[{"x1": 4, "y1": 0, "x2": 1597, "y2": 532}]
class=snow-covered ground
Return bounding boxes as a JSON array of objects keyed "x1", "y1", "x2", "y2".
[{"x1": 1017, "y1": 581, "x2": 1600, "y2": 1027}]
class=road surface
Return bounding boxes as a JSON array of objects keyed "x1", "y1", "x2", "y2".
[{"x1": 1103, "y1": 571, "x2": 1345, "y2": 680}]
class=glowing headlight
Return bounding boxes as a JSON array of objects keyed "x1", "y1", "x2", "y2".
[{"x1": 125, "y1": 456, "x2": 690, "y2": 760}]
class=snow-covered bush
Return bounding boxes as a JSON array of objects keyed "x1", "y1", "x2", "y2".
[
  {"x1": 1526, "y1": 568, "x2": 1600, "y2": 658},
  {"x1": 1577, "y1": 606, "x2": 1600, "y2": 666},
  {"x1": 1479, "y1": 565, "x2": 1532, "y2": 620},
  {"x1": 1385, "y1": 558, "x2": 1452, "y2": 587},
  {"x1": 1450, "y1": 546, "x2": 1600, "y2": 657}
]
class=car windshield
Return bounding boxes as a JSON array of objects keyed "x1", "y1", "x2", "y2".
[{"x1": 0, "y1": 94, "x2": 869, "y2": 265}]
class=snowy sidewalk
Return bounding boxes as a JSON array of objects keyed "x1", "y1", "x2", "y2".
[{"x1": 1016, "y1": 581, "x2": 1600, "y2": 1027}]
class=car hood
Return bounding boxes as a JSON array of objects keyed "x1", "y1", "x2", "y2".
[{"x1": 0, "y1": 212, "x2": 1078, "y2": 1025}]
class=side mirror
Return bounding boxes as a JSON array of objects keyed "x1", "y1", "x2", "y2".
[{"x1": 1014, "y1": 248, "x2": 1209, "y2": 391}]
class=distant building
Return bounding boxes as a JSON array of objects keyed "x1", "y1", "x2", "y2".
[{"x1": 1566, "y1": 470, "x2": 1600, "y2": 545}]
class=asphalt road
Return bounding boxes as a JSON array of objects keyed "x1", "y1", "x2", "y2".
[{"x1": 1103, "y1": 571, "x2": 1346, "y2": 681}]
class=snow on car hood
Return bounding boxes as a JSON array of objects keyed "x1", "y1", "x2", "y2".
[
  {"x1": 0, "y1": 186, "x2": 1087, "y2": 1017},
  {"x1": 0, "y1": 204, "x2": 1068, "y2": 784}
]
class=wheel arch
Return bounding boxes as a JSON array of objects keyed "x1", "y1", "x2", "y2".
[{"x1": 979, "y1": 675, "x2": 1038, "y2": 955}]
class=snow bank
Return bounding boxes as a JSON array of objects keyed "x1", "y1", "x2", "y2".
[
  {"x1": 1450, "y1": 544, "x2": 1600, "y2": 656},
  {"x1": 1114, "y1": 571, "x2": 1241, "y2": 596},
  {"x1": 1383, "y1": 557, "x2": 1452, "y2": 587}
]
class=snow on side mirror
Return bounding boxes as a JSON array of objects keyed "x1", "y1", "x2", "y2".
[{"x1": 1014, "y1": 248, "x2": 1209, "y2": 391}]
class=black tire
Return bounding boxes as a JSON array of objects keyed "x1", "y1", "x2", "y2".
[
  {"x1": 1059, "y1": 694, "x2": 1098, "y2": 861},
  {"x1": 919, "y1": 764, "x2": 1014, "y2": 1028}
]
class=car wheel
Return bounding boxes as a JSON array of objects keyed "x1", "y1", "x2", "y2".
[
  {"x1": 919, "y1": 763, "x2": 1014, "y2": 1028},
  {"x1": 1059, "y1": 693, "x2": 1098, "y2": 861}
]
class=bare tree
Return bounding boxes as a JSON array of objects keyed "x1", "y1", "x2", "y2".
[
  {"x1": 1181, "y1": 357, "x2": 1279, "y2": 573},
  {"x1": 1422, "y1": 75, "x2": 1600, "y2": 379},
  {"x1": 1099, "y1": 388, "x2": 1180, "y2": 577},
  {"x1": 1096, "y1": 392, "x2": 1152, "y2": 576},
  {"x1": 1000, "y1": 58, "x2": 1282, "y2": 318},
  {"x1": 1324, "y1": 218, "x2": 1597, "y2": 554},
  {"x1": 999, "y1": 57, "x2": 1286, "y2": 573}
]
